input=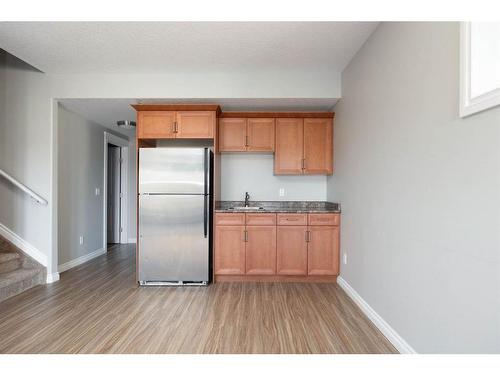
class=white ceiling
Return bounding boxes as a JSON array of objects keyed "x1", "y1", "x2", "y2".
[
  {"x1": 0, "y1": 22, "x2": 378, "y2": 74},
  {"x1": 59, "y1": 98, "x2": 339, "y2": 136}
]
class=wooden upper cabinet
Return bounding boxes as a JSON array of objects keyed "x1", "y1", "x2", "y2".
[
  {"x1": 303, "y1": 118, "x2": 333, "y2": 174},
  {"x1": 274, "y1": 118, "x2": 304, "y2": 174},
  {"x1": 247, "y1": 118, "x2": 275, "y2": 152},
  {"x1": 215, "y1": 225, "x2": 246, "y2": 275},
  {"x1": 137, "y1": 111, "x2": 176, "y2": 139},
  {"x1": 176, "y1": 111, "x2": 215, "y2": 139},
  {"x1": 276, "y1": 226, "x2": 308, "y2": 275},
  {"x1": 245, "y1": 226, "x2": 277, "y2": 275},
  {"x1": 307, "y1": 226, "x2": 339, "y2": 276},
  {"x1": 218, "y1": 118, "x2": 247, "y2": 152},
  {"x1": 218, "y1": 117, "x2": 275, "y2": 152}
]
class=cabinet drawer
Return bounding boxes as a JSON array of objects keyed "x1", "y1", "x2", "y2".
[
  {"x1": 277, "y1": 213, "x2": 307, "y2": 226},
  {"x1": 308, "y1": 213, "x2": 340, "y2": 226},
  {"x1": 215, "y1": 213, "x2": 245, "y2": 226},
  {"x1": 246, "y1": 213, "x2": 277, "y2": 226}
]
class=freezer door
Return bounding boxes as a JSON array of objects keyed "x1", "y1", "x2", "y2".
[
  {"x1": 139, "y1": 148, "x2": 205, "y2": 194},
  {"x1": 139, "y1": 194, "x2": 209, "y2": 283}
]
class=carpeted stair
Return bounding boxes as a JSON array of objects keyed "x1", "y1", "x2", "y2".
[{"x1": 0, "y1": 236, "x2": 45, "y2": 303}]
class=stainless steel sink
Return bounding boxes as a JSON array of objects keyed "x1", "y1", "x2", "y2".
[{"x1": 229, "y1": 206, "x2": 264, "y2": 210}]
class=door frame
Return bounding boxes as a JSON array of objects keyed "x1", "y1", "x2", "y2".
[{"x1": 103, "y1": 132, "x2": 129, "y2": 249}]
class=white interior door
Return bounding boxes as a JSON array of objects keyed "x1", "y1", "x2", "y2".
[{"x1": 107, "y1": 145, "x2": 121, "y2": 244}]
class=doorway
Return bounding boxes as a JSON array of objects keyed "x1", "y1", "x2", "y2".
[
  {"x1": 103, "y1": 132, "x2": 129, "y2": 250},
  {"x1": 107, "y1": 144, "x2": 121, "y2": 244}
]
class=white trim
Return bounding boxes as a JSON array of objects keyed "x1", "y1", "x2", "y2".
[
  {"x1": 337, "y1": 276, "x2": 417, "y2": 354},
  {"x1": 46, "y1": 273, "x2": 60, "y2": 284},
  {"x1": 0, "y1": 222, "x2": 48, "y2": 266},
  {"x1": 460, "y1": 22, "x2": 500, "y2": 117},
  {"x1": 58, "y1": 247, "x2": 106, "y2": 273},
  {"x1": 50, "y1": 100, "x2": 59, "y2": 281},
  {"x1": 103, "y1": 132, "x2": 130, "y2": 250},
  {"x1": 128, "y1": 238, "x2": 137, "y2": 244}
]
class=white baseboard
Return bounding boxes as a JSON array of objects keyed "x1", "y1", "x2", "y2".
[
  {"x1": 0, "y1": 222, "x2": 47, "y2": 266},
  {"x1": 58, "y1": 247, "x2": 106, "y2": 273},
  {"x1": 46, "y1": 272, "x2": 60, "y2": 284},
  {"x1": 337, "y1": 276, "x2": 417, "y2": 354},
  {"x1": 128, "y1": 238, "x2": 136, "y2": 244}
]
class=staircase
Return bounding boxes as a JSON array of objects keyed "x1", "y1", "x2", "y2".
[{"x1": 0, "y1": 236, "x2": 46, "y2": 303}]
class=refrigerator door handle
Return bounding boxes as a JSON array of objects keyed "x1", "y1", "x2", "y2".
[
  {"x1": 203, "y1": 148, "x2": 209, "y2": 238},
  {"x1": 203, "y1": 148, "x2": 209, "y2": 196},
  {"x1": 203, "y1": 194, "x2": 208, "y2": 238}
]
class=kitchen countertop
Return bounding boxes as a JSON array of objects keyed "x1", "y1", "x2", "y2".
[{"x1": 214, "y1": 201, "x2": 341, "y2": 213}]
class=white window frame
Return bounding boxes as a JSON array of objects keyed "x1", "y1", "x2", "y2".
[{"x1": 460, "y1": 22, "x2": 500, "y2": 117}]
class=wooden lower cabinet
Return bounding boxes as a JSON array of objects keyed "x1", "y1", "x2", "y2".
[
  {"x1": 245, "y1": 226, "x2": 276, "y2": 275},
  {"x1": 308, "y1": 226, "x2": 339, "y2": 275},
  {"x1": 214, "y1": 225, "x2": 246, "y2": 275},
  {"x1": 276, "y1": 226, "x2": 308, "y2": 275},
  {"x1": 215, "y1": 212, "x2": 339, "y2": 281}
]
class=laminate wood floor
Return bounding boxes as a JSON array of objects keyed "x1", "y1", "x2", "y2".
[{"x1": 0, "y1": 244, "x2": 397, "y2": 354}]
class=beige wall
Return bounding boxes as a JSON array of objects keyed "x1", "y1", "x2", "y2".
[{"x1": 328, "y1": 22, "x2": 500, "y2": 353}]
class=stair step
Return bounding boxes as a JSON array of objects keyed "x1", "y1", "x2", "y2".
[
  {"x1": 0, "y1": 267, "x2": 45, "y2": 303},
  {"x1": 0, "y1": 258, "x2": 22, "y2": 273},
  {"x1": 0, "y1": 252, "x2": 21, "y2": 263}
]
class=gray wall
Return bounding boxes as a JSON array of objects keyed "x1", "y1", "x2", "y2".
[
  {"x1": 57, "y1": 105, "x2": 105, "y2": 265},
  {"x1": 0, "y1": 50, "x2": 51, "y2": 264},
  {"x1": 57, "y1": 105, "x2": 129, "y2": 265},
  {"x1": 327, "y1": 22, "x2": 500, "y2": 353},
  {"x1": 221, "y1": 153, "x2": 327, "y2": 201}
]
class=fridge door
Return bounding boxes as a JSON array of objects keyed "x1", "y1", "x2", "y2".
[
  {"x1": 139, "y1": 148, "x2": 205, "y2": 194},
  {"x1": 139, "y1": 194, "x2": 209, "y2": 283}
]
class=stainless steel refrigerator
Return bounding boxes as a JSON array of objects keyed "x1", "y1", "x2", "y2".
[{"x1": 138, "y1": 147, "x2": 212, "y2": 285}]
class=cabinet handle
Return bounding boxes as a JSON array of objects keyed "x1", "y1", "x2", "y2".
[
  {"x1": 175, "y1": 121, "x2": 178, "y2": 133},
  {"x1": 244, "y1": 230, "x2": 248, "y2": 242},
  {"x1": 301, "y1": 158, "x2": 305, "y2": 170},
  {"x1": 305, "y1": 230, "x2": 310, "y2": 243},
  {"x1": 245, "y1": 135, "x2": 249, "y2": 147}
]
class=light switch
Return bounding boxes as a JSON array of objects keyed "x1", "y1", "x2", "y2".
[
  {"x1": 279, "y1": 188, "x2": 285, "y2": 197},
  {"x1": 95, "y1": 187, "x2": 100, "y2": 196}
]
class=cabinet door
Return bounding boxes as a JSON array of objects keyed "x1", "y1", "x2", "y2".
[
  {"x1": 137, "y1": 111, "x2": 176, "y2": 139},
  {"x1": 246, "y1": 226, "x2": 276, "y2": 275},
  {"x1": 307, "y1": 226, "x2": 339, "y2": 275},
  {"x1": 274, "y1": 118, "x2": 304, "y2": 174},
  {"x1": 303, "y1": 118, "x2": 333, "y2": 174},
  {"x1": 276, "y1": 226, "x2": 308, "y2": 275},
  {"x1": 247, "y1": 118, "x2": 275, "y2": 152},
  {"x1": 176, "y1": 111, "x2": 215, "y2": 139},
  {"x1": 215, "y1": 226, "x2": 246, "y2": 275},
  {"x1": 218, "y1": 118, "x2": 247, "y2": 152}
]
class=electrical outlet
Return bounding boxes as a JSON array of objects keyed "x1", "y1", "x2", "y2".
[
  {"x1": 79, "y1": 236, "x2": 84, "y2": 245},
  {"x1": 95, "y1": 187, "x2": 100, "y2": 196},
  {"x1": 279, "y1": 188, "x2": 285, "y2": 197},
  {"x1": 343, "y1": 253, "x2": 348, "y2": 265}
]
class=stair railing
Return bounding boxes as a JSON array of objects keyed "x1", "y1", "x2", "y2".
[{"x1": 0, "y1": 168, "x2": 48, "y2": 205}]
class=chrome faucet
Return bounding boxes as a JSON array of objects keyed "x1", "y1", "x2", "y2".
[{"x1": 244, "y1": 192, "x2": 250, "y2": 207}]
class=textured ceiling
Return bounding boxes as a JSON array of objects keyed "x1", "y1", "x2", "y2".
[
  {"x1": 0, "y1": 22, "x2": 378, "y2": 74},
  {"x1": 59, "y1": 98, "x2": 339, "y2": 135}
]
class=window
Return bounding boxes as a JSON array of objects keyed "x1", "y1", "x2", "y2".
[{"x1": 460, "y1": 22, "x2": 500, "y2": 117}]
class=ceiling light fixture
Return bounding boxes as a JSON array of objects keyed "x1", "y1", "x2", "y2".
[{"x1": 117, "y1": 120, "x2": 136, "y2": 129}]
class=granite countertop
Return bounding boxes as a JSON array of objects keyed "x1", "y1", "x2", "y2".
[{"x1": 214, "y1": 201, "x2": 341, "y2": 213}]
